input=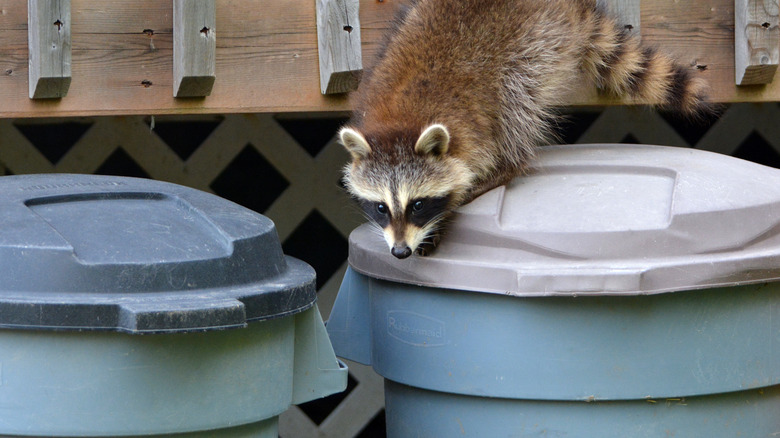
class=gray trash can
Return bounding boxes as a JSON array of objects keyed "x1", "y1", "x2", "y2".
[
  {"x1": 327, "y1": 144, "x2": 780, "y2": 437},
  {"x1": 0, "y1": 174, "x2": 347, "y2": 437}
]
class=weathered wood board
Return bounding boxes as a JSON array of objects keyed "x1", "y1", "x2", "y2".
[
  {"x1": 0, "y1": 0, "x2": 777, "y2": 118},
  {"x1": 173, "y1": 0, "x2": 216, "y2": 97},
  {"x1": 316, "y1": 0, "x2": 362, "y2": 94},
  {"x1": 27, "y1": 0, "x2": 72, "y2": 99},
  {"x1": 597, "y1": 0, "x2": 641, "y2": 39},
  {"x1": 734, "y1": 0, "x2": 779, "y2": 85}
]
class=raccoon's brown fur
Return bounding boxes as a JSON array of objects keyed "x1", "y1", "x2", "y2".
[{"x1": 340, "y1": 0, "x2": 709, "y2": 259}]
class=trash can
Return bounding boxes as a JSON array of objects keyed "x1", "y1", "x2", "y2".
[
  {"x1": 0, "y1": 174, "x2": 347, "y2": 437},
  {"x1": 327, "y1": 144, "x2": 780, "y2": 437}
]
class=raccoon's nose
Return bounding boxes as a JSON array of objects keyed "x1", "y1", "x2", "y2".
[{"x1": 391, "y1": 244, "x2": 412, "y2": 259}]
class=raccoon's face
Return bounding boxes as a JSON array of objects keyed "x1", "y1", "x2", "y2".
[{"x1": 340, "y1": 124, "x2": 473, "y2": 259}]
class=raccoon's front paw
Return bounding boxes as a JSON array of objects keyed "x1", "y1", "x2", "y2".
[
  {"x1": 414, "y1": 232, "x2": 441, "y2": 257},
  {"x1": 415, "y1": 245, "x2": 434, "y2": 257}
]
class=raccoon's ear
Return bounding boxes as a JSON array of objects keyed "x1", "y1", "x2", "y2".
[
  {"x1": 415, "y1": 124, "x2": 450, "y2": 157},
  {"x1": 339, "y1": 127, "x2": 372, "y2": 160}
]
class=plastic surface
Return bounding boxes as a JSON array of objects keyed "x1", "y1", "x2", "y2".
[
  {"x1": 329, "y1": 268, "x2": 780, "y2": 400},
  {"x1": 348, "y1": 144, "x2": 780, "y2": 296},
  {"x1": 0, "y1": 174, "x2": 316, "y2": 333},
  {"x1": 0, "y1": 304, "x2": 348, "y2": 437},
  {"x1": 328, "y1": 268, "x2": 780, "y2": 437},
  {"x1": 384, "y1": 381, "x2": 780, "y2": 438}
]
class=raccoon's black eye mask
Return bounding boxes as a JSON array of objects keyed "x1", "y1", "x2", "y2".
[
  {"x1": 359, "y1": 196, "x2": 450, "y2": 228},
  {"x1": 407, "y1": 196, "x2": 450, "y2": 227},
  {"x1": 360, "y1": 200, "x2": 391, "y2": 227}
]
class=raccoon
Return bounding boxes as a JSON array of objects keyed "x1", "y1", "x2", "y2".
[{"x1": 340, "y1": 0, "x2": 709, "y2": 259}]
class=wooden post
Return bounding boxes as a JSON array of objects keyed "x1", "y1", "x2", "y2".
[
  {"x1": 173, "y1": 0, "x2": 216, "y2": 97},
  {"x1": 28, "y1": 0, "x2": 71, "y2": 99},
  {"x1": 735, "y1": 0, "x2": 779, "y2": 85},
  {"x1": 597, "y1": 0, "x2": 641, "y2": 39},
  {"x1": 316, "y1": 0, "x2": 362, "y2": 95}
]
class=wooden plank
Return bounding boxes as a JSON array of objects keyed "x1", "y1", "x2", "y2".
[
  {"x1": 173, "y1": 0, "x2": 216, "y2": 97},
  {"x1": 735, "y1": 0, "x2": 779, "y2": 85},
  {"x1": 597, "y1": 0, "x2": 641, "y2": 39},
  {"x1": 0, "y1": 0, "x2": 778, "y2": 118},
  {"x1": 316, "y1": 0, "x2": 362, "y2": 94},
  {"x1": 27, "y1": 0, "x2": 71, "y2": 99}
]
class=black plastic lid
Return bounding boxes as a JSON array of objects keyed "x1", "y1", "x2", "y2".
[{"x1": 0, "y1": 174, "x2": 316, "y2": 334}]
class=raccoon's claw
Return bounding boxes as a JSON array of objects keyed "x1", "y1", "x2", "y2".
[
  {"x1": 414, "y1": 232, "x2": 442, "y2": 257},
  {"x1": 415, "y1": 245, "x2": 433, "y2": 257}
]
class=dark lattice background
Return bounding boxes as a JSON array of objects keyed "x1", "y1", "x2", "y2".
[{"x1": 1, "y1": 103, "x2": 779, "y2": 437}]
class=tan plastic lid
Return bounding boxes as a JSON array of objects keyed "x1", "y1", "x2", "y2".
[{"x1": 348, "y1": 144, "x2": 780, "y2": 296}]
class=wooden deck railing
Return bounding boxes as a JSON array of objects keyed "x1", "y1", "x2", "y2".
[{"x1": 0, "y1": 0, "x2": 778, "y2": 118}]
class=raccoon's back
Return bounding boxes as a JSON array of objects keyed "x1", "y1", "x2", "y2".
[
  {"x1": 353, "y1": 0, "x2": 707, "y2": 132},
  {"x1": 353, "y1": 0, "x2": 562, "y2": 134}
]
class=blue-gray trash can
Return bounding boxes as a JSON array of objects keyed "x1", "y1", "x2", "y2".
[
  {"x1": 0, "y1": 174, "x2": 347, "y2": 437},
  {"x1": 327, "y1": 144, "x2": 780, "y2": 437}
]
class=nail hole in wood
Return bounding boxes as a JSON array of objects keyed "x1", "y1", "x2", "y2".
[
  {"x1": 696, "y1": 64, "x2": 708, "y2": 71},
  {"x1": 343, "y1": 25, "x2": 353, "y2": 33},
  {"x1": 53, "y1": 19, "x2": 63, "y2": 30},
  {"x1": 762, "y1": 22, "x2": 771, "y2": 28},
  {"x1": 624, "y1": 24, "x2": 634, "y2": 31},
  {"x1": 141, "y1": 80, "x2": 153, "y2": 87},
  {"x1": 200, "y1": 26, "x2": 210, "y2": 36},
  {"x1": 143, "y1": 29, "x2": 154, "y2": 36}
]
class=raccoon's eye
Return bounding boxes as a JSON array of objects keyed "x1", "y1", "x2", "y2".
[
  {"x1": 376, "y1": 203, "x2": 389, "y2": 215},
  {"x1": 412, "y1": 200, "x2": 424, "y2": 212}
]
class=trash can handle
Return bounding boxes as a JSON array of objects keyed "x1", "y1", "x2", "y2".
[
  {"x1": 292, "y1": 304, "x2": 349, "y2": 405},
  {"x1": 324, "y1": 267, "x2": 373, "y2": 365}
]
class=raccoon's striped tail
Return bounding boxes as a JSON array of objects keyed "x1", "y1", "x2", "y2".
[{"x1": 582, "y1": 11, "x2": 710, "y2": 117}]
